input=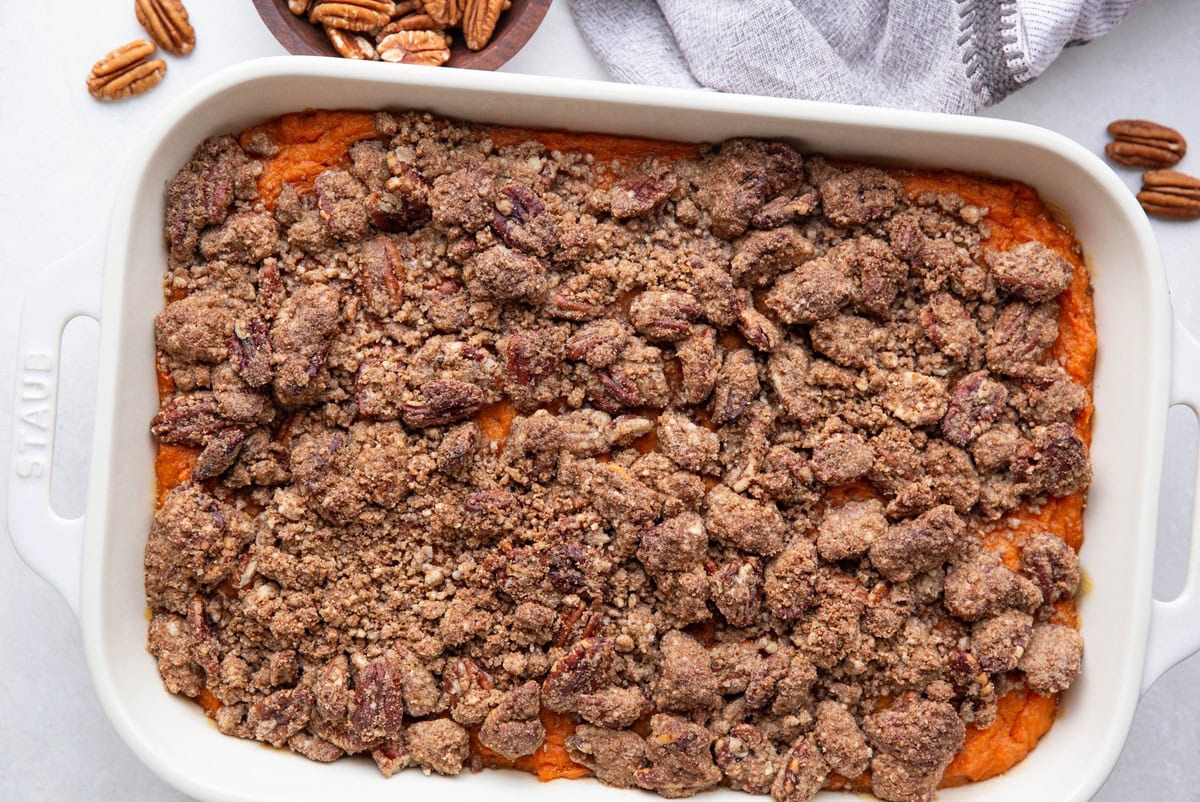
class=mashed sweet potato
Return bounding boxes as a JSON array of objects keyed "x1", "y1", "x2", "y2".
[
  {"x1": 242, "y1": 110, "x2": 380, "y2": 209},
  {"x1": 156, "y1": 112, "x2": 1094, "y2": 790},
  {"x1": 473, "y1": 709, "x2": 592, "y2": 781}
]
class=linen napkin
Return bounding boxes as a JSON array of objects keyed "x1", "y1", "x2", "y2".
[{"x1": 569, "y1": 0, "x2": 1141, "y2": 113}]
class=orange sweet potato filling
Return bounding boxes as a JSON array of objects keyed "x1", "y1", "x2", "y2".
[
  {"x1": 242, "y1": 110, "x2": 381, "y2": 209},
  {"x1": 156, "y1": 112, "x2": 1095, "y2": 787},
  {"x1": 197, "y1": 687, "x2": 224, "y2": 718},
  {"x1": 941, "y1": 688, "x2": 1059, "y2": 787},
  {"x1": 477, "y1": 400, "x2": 520, "y2": 444},
  {"x1": 154, "y1": 360, "x2": 200, "y2": 505},
  {"x1": 472, "y1": 709, "x2": 592, "y2": 781}
]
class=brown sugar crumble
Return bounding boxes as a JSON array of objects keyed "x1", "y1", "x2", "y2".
[{"x1": 146, "y1": 109, "x2": 1094, "y2": 802}]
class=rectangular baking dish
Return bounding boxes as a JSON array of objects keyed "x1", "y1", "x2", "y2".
[{"x1": 10, "y1": 57, "x2": 1200, "y2": 802}]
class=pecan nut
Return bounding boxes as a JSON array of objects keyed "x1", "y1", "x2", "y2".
[
  {"x1": 547, "y1": 288, "x2": 603, "y2": 321},
  {"x1": 630, "y1": 290, "x2": 700, "y2": 342},
  {"x1": 402, "y1": 379, "x2": 484, "y2": 427},
  {"x1": 377, "y1": 30, "x2": 452, "y2": 66},
  {"x1": 1105, "y1": 119, "x2": 1186, "y2": 168},
  {"x1": 463, "y1": 0, "x2": 506, "y2": 50},
  {"x1": 541, "y1": 637, "x2": 614, "y2": 712},
  {"x1": 310, "y1": 0, "x2": 397, "y2": 32},
  {"x1": 288, "y1": 0, "x2": 311, "y2": 13},
  {"x1": 135, "y1": 0, "x2": 196, "y2": 56},
  {"x1": 609, "y1": 171, "x2": 676, "y2": 219},
  {"x1": 229, "y1": 317, "x2": 273, "y2": 388},
  {"x1": 711, "y1": 557, "x2": 764, "y2": 628},
  {"x1": 941, "y1": 371, "x2": 1008, "y2": 446},
  {"x1": 567, "y1": 320, "x2": 626, "y2": 367},
  {"x1": 150, "y1": 392, "x2": 230, "y2": 445},
  {"x1": 380, "y1": 13, "x2": 444, "y2": 33},
  {"x1": 479, "y1": 681, "x2": 545, "y2": 761},
  {"x1": 325, "y1": 26, "x2": 379, "y2": 59},
  {"x1": 248, "y1": 688, "x2": 314, "y2": 747},
  {"x1": 357, "y1": 236, "x2": 406, "y2": 316},
  {"x1": 710, "y1": 348, "x2": 760, "y2": 425},
  {"x1": 442, "y1": 656, "x2": 496, "y2": 726},
  {"x1": 86, "y1": 40, "x2": 166, "y2": 101},
  {"x1": 371, "y1": 184, "x2": 432, "y2": 233},
  {"x1": 192, "y1": 427, "x2": 248, "y2": 481},
  {"x1": 351, "y1": 653, "x2": 406, "y2": 741},
  {"x1": 422, "y1": 0, "x2": 464, "y2": 25},
  {"x1": 737, "y1": 305, "x2": 783, "y2": 352},
  {"x1": 493, "y1": 184, "x2": 556, "y2": 257},
  {"x1": 1137, "y1": 169, "x2": 1200, "y2": 220}
]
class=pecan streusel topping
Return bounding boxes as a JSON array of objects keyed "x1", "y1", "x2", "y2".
[{"x1": 147, "y1": 111, "x2": 1093, "y2": 802}]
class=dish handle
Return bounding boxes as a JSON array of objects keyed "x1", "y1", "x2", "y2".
[
  {"x1": 1143, "y1": 317, "x2": 1200, "y2": 694},
  {"x1": 6, "y1": 233, "x2": 103, "y2": 617}
]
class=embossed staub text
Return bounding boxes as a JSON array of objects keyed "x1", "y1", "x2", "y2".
[{"x1": 14, "y1": 351, "x2": 54, "y2": 479}]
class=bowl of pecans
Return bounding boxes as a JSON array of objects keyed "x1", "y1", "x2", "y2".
[{"x1": 252, "y1": 0, "x2": 551, "y2": 70}]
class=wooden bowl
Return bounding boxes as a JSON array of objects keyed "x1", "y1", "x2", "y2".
[{"x1": 252, "y1": 0, "x2": 552, "y2": 71}]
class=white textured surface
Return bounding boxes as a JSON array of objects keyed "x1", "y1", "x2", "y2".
[{"x1": 0, "y1": 0, "x2": 1196, "y2": 799}]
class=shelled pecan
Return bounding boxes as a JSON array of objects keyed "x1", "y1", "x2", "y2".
[
  {"x1": 310, "y1": 0, "x2": 397, "y2": 32},
  {"x1": 325, "y1": 26, "x2": 379, "y2": 59},
  {"x1": 1138, "y1": 169, "x2": 1200, "y2": 220},
  {"x1": 377, "y1": 30, "x2": 452, "y2": 65},
  {"x1": 463, "y1": 0, "x2": 506, "y2": 50},
  {"x1": 1105, "y1": 119, "x2": 1186, "y2": 168},
  {"x1": 135, "y1": 0, "x2": 196, "y2": 56},
  {"x1": 87, "y1": 40, "x2": 166, "y2": 101}
]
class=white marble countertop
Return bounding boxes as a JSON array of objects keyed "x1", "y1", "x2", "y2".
[{"x1": 1, "y1": 0, "x2": 1198, "y2": 798}]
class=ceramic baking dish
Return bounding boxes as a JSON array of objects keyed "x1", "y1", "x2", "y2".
[{"x1": 9, "y1": 57, "x2": 1200, "y2": 802}]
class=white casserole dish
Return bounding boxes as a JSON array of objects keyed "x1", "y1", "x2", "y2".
[{"x1": 9, "y1": 57, "x2": 1200, "y2": 802}]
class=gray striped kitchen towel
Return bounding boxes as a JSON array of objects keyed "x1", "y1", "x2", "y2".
[{"x1": 568, "y1": 0, "x2": 1140, "y2": 113}]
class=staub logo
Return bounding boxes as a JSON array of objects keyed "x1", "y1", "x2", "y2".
[{"x1": 14, "y1": 351, "x2": 54, "y2": 480}]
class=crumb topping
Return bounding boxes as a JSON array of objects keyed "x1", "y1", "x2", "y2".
[{"x1": 146, "y1": 111, "x2": 1093, "y2": 802}]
